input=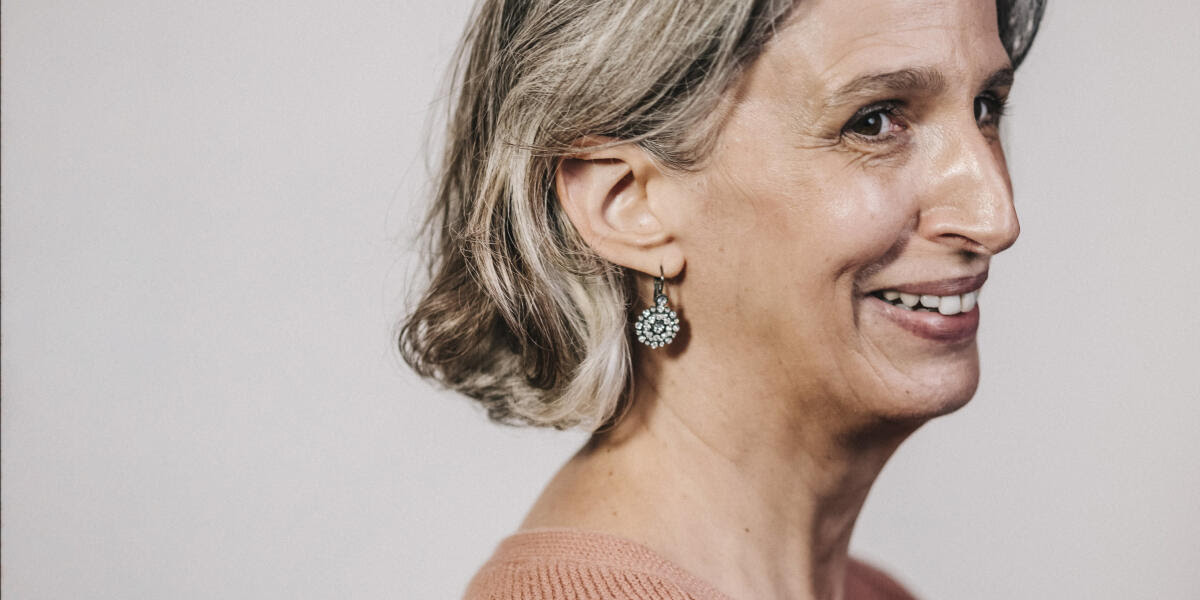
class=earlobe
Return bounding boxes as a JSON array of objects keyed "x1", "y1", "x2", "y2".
[{"x1": 555, "y1": 140, "x2": 684, "y2": 278}]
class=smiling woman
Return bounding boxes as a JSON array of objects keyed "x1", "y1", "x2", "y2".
[{"x1": 400, "y1": 1, "x2": 1045, "y2": 599}]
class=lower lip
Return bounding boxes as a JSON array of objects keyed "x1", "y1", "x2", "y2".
[{"x1": 865, "y1": 296, "x2": 980, "y2": 343}]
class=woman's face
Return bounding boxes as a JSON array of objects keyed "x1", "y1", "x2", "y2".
[{"x1": 663, "y1": 0, "x2": 1018, "y2": 424}]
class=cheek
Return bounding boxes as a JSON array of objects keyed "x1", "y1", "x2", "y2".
[
  {"x1": 683, "y1": 156, "x2": 916, "y2": 296},
  {"x1": 758, "y1": 172, "x2": 915, "y2": 285},
  {"x1": 677, "y1": 135, "x2": 918, "y2": 333},
  {"x1": 816, "y1": 178, "x2": 912, "y2": 266}
]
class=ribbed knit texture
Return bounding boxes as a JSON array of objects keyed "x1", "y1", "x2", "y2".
[{"x1": 463, "y1": 528, "x2": 736, "y2": 600}]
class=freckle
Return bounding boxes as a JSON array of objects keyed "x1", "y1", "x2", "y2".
[
  {"x1": 744, "y1": 527, "x2": 750, "y2": 533},
  {"x1": 612, "y1": 511, "x2": 619, "y2": 517},
  {"x1": 608, "y1": 470, "x2": 613, "y2": 476}
]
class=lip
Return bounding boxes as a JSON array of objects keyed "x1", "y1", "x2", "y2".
[
  {"x1": 867, "y1": 271, "x2": 989, "y2": 297},
  {"x1": 865, "y1": 296, "x2": 980, "y2": 343}
]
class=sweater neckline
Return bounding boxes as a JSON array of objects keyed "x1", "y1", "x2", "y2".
[{"x1": 495, "y1": 527, "x2": 738, "y2": 600}]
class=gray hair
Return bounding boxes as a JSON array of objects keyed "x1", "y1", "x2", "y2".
[{"x1": 399, "y1": 0, "x2": 1047, "y2": 431}]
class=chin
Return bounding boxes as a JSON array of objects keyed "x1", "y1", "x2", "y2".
[{"x1": 871, "y1": 346, "x2": 982, "y2": 424}]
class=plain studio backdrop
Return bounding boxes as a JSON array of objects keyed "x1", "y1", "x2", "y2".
[{"x1": 3, "y1": 1, "x2": 1198, "y2": 598}]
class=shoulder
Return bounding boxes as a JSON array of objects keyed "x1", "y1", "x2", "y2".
[
  {"x1": 845, "y1": 557, "x2": 920, "y2": 600},
  {"x1": 463, "y1": 554, "x2": 690, "y2": 600},
  {"x1": 462, "y1": 529, "x2": 729, "y2": 600}
]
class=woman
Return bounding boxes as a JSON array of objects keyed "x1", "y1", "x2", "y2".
[{"x1": 402, "y1": 0, "x2": 1045, "y2": 598}]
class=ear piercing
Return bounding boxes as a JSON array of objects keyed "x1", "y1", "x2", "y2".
[{"x1": 634, "y1": 267, "x2": 680, "y2": 349}]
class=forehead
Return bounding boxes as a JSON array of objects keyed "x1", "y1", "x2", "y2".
[{"x1": 748, "y1": 0, "x2": 1009, "y2": 105}]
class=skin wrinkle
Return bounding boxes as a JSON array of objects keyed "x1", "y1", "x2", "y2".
[
  {"x1": 634, "y1": 410, "x2": 828, "y2": 598},
  {"x1": 818, "y1": 25, "x2": 956, "y2": 80},
  {"x1": 521, "y1": 1, "x2": 1021, "y2": 599},
  {"x1": 705, "y1": 163, "x2": 768, "y2": 235}
]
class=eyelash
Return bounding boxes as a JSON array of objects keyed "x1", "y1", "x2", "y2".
[
  {"x1": 840, "y1": 93, "x2": 1010, "y2": 142},
  {"x1": 841, "y1": 101, "x2": 905, "y2": 142},
  {"x1": 975, "y1": 92, "x2": 1008, "y2": 127}
]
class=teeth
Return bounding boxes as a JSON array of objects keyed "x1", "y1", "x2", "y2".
[
  {"x1": 938, "y1": 294, "x2": 962, "y2": 315},
  {"x1": 961, "y1": 290, "x2": 977, "y2": 312},
  {"x1": 876, "y1": 288, "x2": 983, "y2": 316}
]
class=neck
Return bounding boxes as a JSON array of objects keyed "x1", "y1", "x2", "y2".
[{"x1": 523, "y1": 347, "x2": 919, "y2": 600}]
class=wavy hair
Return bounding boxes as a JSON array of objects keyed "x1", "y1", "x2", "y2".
[{"x1": 400, "y1": 0, "x2": 1047, "y2": 431}]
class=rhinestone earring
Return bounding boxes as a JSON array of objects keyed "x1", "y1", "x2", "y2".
[{"x1": 634, "y1": 267, "x2": 680, "y2": 349}]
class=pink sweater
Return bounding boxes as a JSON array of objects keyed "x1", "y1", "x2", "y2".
[
  {"x1": 462, "y1": 528, "x2": 917, "y2": 600},
  {"x1": 464, "y1": 528, "x2": 733, "y2": 600}
]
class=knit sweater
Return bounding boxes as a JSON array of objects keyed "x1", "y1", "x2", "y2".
[
  {"x1": 462, "y1": 528, "x2": 917, "y2": 600},
  {"x1": 463, "y1": 528, "x2": 733, "y2": 600}
]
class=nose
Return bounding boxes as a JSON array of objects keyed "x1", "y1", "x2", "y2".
[{"x1": 918, "y1": 118, "x2": 1020, "y2": 256}]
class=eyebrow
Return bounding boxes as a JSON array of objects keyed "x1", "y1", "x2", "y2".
[
  {"x1": 822, "y1": 65, "x2": 1015, "y2": 109},
  {"x1": 981, "y1": 66, "x2": 1015, "y2": 91}
]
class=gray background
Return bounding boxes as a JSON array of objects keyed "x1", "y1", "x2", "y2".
[{"x1": 3, "y1": 1, "x2": 1198, "y2": 598}]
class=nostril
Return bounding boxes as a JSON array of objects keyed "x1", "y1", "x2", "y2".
[{"x1": 940, "y1": 233, "x2": 989, "y2": 255}]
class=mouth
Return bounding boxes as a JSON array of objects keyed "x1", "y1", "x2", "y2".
[
  {"x1": 868, "y1": 288, "x2": 979, "y2": 316},
  {"x1": 864, "y1": 271, "x2": 987, "y2": 315},
  {"x1": 862, "y1": 272, "x2": 988, "y2": 342}
]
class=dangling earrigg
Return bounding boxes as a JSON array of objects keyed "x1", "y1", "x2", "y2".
[{"x1": 634, "y1": 267, "x2": 681, "y2": 349}]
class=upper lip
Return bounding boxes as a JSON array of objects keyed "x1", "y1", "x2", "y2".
[{"x1": 866, "y1": 271, "x2": 989, "y2": 297}]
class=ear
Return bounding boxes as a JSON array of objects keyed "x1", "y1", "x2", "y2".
[{"x1": 555, "y1": 137, "x2": 684, "y2": 278}]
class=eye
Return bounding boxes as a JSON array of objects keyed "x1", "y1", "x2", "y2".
[
  {"x1": 974, "y1": 94, "x2": 1007, "y2": 127},
  {"x1": 843, "y1": 104, "x2": 901, "y2": 140}
]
